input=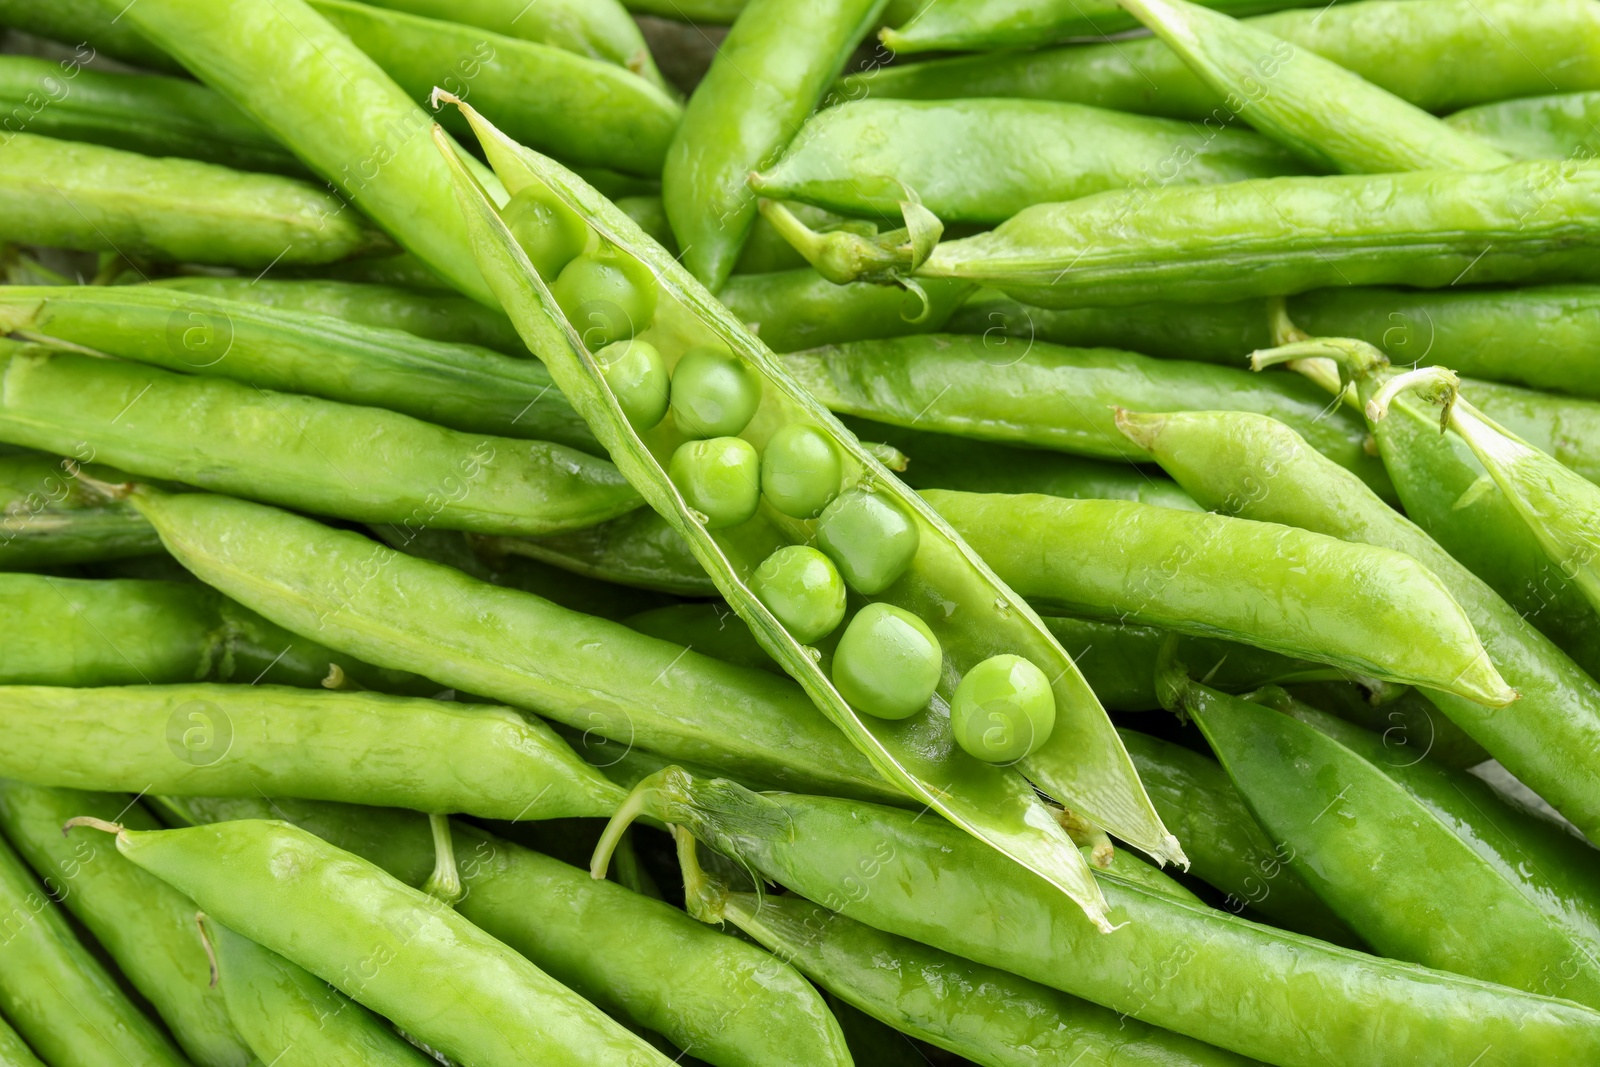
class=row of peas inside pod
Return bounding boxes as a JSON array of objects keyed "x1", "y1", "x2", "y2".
[{"x1": 501, "y1": 179, "x2": 1057, "y2": 765}]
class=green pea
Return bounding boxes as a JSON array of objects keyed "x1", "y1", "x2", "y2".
[
  {"x1": 751, "y1": 545, "x2": 846, "y2": 644},
  {"x1": 761, "y1": 424, "x2": 841, "y2": 519},
  {"x1": 832, "y1": 602, "x2": 943, "y2": 720},
  {"x1": 551, "y1": 245, "x2": 658, "y2": 349},
  {"x1": 595, "y1": 339, "x2": 669, "y2": 431},
  {"x1": 669, "y1": 437, "x2": 760, "y2": 529},
  {"x1": 950, "y1": 654, "x2": 1057, "y2": 763},
  {"x1": 501, "y1": 184, "x2": 589, "y2": 281},
  {"x1": 669, "y1": 345, "x2": 761, "y2": 438},
  {"x1": 815, "y1": 488, "x2": 920, "y2": 594}
]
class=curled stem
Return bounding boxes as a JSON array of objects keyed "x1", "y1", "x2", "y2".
[
  {"x1": 1265, "y1": 296, "x2": 1310, "y2": 348},
  {"x1": 62, "y1": 815, "x2": 123, "y2": 837},
  {"x1": 422, "y1": 813, "x2": 463, "y2": 906},
  {"x1": 591, "y1": 770, "x2": 669, "y2": 880},
  {"x1": 673, "y1": 826, "x2": 729, "y2": 924},
  {"x1": 195, "y1": 913, "x2": 219, "y2": 988},
  {"x1": 1364, "y1": 365, "x2": 1461, "y2": 431},
  {"x1": 756, "y1": 199, "x2": 925, "y2": 286}
]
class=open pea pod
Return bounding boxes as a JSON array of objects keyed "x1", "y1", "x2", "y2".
[{"x1": 435, "y1": 99, "x2": 1182, "y2": 926}]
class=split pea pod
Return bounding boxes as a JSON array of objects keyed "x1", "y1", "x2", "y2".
[
  {"x1": 1120, "y1": 406, "x2": 1600, "y2": 843},
  {"x1": 0, "y1": 450, "x2": 161, "y2": 569},
  {"x1": 80, "y1": 818, "x2": 674, "y2": 1066},
  {"x1": 439, "y1": 98, "x2": 1183, "y2": 927},
  {"x1": 0, "y1": 682, "x2": 624, "y2": 819},
  {"x1": 0, "y1": 348, "x2": 641, "y2": 536},
  {"x1": 0, "y1": 285, "x2": 598, "y2": 452},
  {"x1": 605, "y1": 767, "x2": 1600, "y2": 1067},
  {"x1": 0, "y1": 830, "x2": 190, "y2": 1067},
  {"x1": 0, "y1": 784, "x2": 251, "y2": 1067},
  {"x1": 1448, "y1": 91, "x2": 1600, "y2": 160}
]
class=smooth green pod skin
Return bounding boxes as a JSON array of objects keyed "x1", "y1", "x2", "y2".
[
  {"x1": 0, "y1": 451, "x2": 162, "y2": 569},
  {"x1": 205, "y1": 919, "x2": 433, "y2": 1066},
  {"x1": 1122, "y1": 0, "x2": 1508, "y2": 174},
  {"x1": 0, "y1": 286, "x2": 598, "y2": 453},
  {"x1": 1187, "y1": 681, "x2": 1600, "y2": 1007},
  {"x1": 663, "y1": 0, "x2": 888, "y2": 289},
  {"x1": 1288, "y1": 682, "x2": 1490, "y2": 770},
  {"x1": 115, "y1": 0, "x2": 504, "y2": 303},
  {"x1": 720, "y1": 270, "x2": 972, "y2": 354},
  {"x1": 839, "y1": 0, "x2": 1600, "y2": 120},
  {"x1": 0, "y1": 785, "x2": 251, "y2": 1067},
  {"x1": 108, "y1": 820, "x2": 674, "y2": 1067},
  {"x1": 440, "y1": 104, "x2": 1184, "y2": 925},
  {"x1": 928, "y1": 490, "x2": 1513, "y2": 704},
  {"x1": 150, "y1": 277, "x2": 525, "y2": 355},
  {"x1": 710, "y1": 889, "x2": 1257, "y2": 1067},
  {"x1": 0, "y1": 682, "x2": 625, "y2": 820},
  {"x1": 0, "y1": 350, "x2": 641, "y2": 536},
  {"x1": 785, "y1": 335, "x2": 1393, "y2": 499},
  {"x1": 0, "y1": 132, "x2": 383, "y2": 268},
  {"x1": 1448, "y1": 91, "x2": 1600, "y2": 161},
  {"x1": 132, "y1": 489, "x2": 896, "y2": 802},
  {"x1": 0, "y1": 56, "x2": 299, "y2": 175},
  {"x1": 163, "y1": 796, "x2": 853, "y2": 1067},
  {"x1": 0, "y1": 572, "x2": 430, "y2": 695},
  {"x1": 1122, "y1": 408, "x2": 1600, "y2": 843},
  {"x1": 308, "y1": 0, "x2": 680, "y2": 177},
  {"x1": 753, "y1": 98, "x2": 1311, "y2": 224},
  {"x1": 0, "y1": 1015, "x2": 40, "y2": 1067},
  {"x1": 501, "y1": 508, "x2": 722, "y2": 597},
  {"x1": 0, "y1": 832, "x2": 190, "y2": 1067},
  {"x1": 623, "y1": 768, "x2": 1600, "y2": 1067},
  {"x1": 1116, "y1": 729, "x2": 1358, "y2": 945},
  {"x1": 0, "y1": 1, "x2": 184, "y2": 73},
  {"x1": 627, "y1": 603, "x2": 783, "y2": 673}
]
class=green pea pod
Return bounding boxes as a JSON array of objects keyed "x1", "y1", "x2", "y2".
[
  {"x1": 783, "y1": 334, "x2": 1394, "y2": 498},
  {"x1": 150, "y1": 277, "x2": 525, "y2": 354},
  {"x1": 927, "y1": 490, "x2": 1514, "y2": 704},
  {"x1": 1182, "y1": 678, "x2": 1600, "y2": 1007},
  {"x1": 116, "y1": 0, "x2": 505, "y2": 302},
  {"x1": 1117, "y1": 729, "x2": 1357, "y2": 945},
  {"x1": 1287, "y1": 682, "x2": 1491, "y2": 770},
  {"x1": 0, "y1": 56, "x2": 300, "y2": 175},
  {"x1": 439, "y1": 99, "x2": 1184, "y2": 925},
  {"x1": 625, "y1": 0, "x2": 748, "y2": 19},
  {"x1": 1448, "y1": 91, "x2": 1600, "y2": 160},
  {"x1": 0, "y1": 831, "x2": 190, "y2": 1067},
  {"x1": 1122, "y1": 0, "x2": 1507, "y2": 173},
  {"x1": 0, "y1": 1014, "x2": 41, "y2": 1067},
  {"x1": 0, "y1": 285, "x2": 598, "y2": 452},
  {"x1": 601, "y1": 767, "x2": 1600, "y2": 1067},
  {"x1": 719, "y1": 269, "x2": 973, "y2": 353},
  {"x1": 85, "y1": 819, "x2": 673, "y2": 1067},
  {"x1": 0, "y1": 349, "x2": 640, "y2": 537},
  {"x1": 0, "y1": 682, "x2": 624, "y2": 819},
  {"x1": 0, "y1": 132, "x2": 385, "y2": 268},
  {"x1": 840, "y1": 0, "x2": 1600, "y2": 120},
  {"x1": 751, "y1": 98, "x2": 1310, "y2": 224},
  {"x1": 494, "y1": 508, "x2": 744, "y2": 598},
  {"x1": 663, "y1": 0, "x2": 887, "y2": 289},
  {"x1": 0, "y1": 784, "x2": 251, "y2": 1067},
  {"x1": 1119, "y1": 405, "x2": 1600, "y2": 842},
  {"x1": 130, "y1": 488, "x2": 897, "y2": 802},
  {"x1": 626, "y1": 602, "x2": 783, "y2": 673},
  {"x1": 0, "y1": 450, "x2": 162, "y2": 569},
  {"x1": 0, "y1": 1, "x2": 184, "y2": 73}
]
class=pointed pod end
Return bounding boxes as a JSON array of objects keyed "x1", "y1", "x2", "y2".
[
  {"x1": 428, "y1": 86, "x2": 462, "y2": 112},
  {"x1": 1113, "y1": 408, "x2": 1165, "y2": 452},
  {"x1": 62, "y1": 815, "x2": 123, "y2": 838}
]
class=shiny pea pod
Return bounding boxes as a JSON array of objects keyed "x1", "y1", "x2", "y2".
[
  {"x1": 439, "y1": 99, "x2": 1184, "y2": 927},
  {"x1": 0, "y1": 831, "x2": 190, "y2": 1067},
  {"x1": 0, "y1": 285, "x2": 598, "y2": 452},
  {"x1": 1184, "y1": 679, "x2": 1600, "y2": 1007},
  {"x1": 605, "y1": 767, "x2": 1600, "y2": 1067},
  {"x1": 1448, "y1": 90, "x2": 1600, "y2": 160},
  {"x1": 1286, "y1": 682, "x2": 1490, "y2": 770},
  {"x1": 752, "y1": 98, "x2": 1310, "y2": 224},
  {"x1": 89, "y1": 819, "x2": 673, "y2": 1067},
  {"x1": 0, "y1": 0, "x2": 185, "y2": 73},
  {"x1": 0, "y1": 682, "x2": 624, "y2": 820},
  {"x1": 0, "y1": 450, "x2": 162, "y2": 569},
  {"x1": 495, "y1": 508, "x2": 723, "y2": 597},
  {"x1": 0, "y1": 1015, "x2": 41, "y2": 1067},
  {"x1": 720, "y1": 269, "x2": 972, "y2": 353},
  {"x1": 0, "y1": 784, "x2": 251, "y2": 1067}
]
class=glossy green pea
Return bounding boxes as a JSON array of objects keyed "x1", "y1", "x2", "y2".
[
  {"x1": 761, "y1": 424, "x2": 841, "y2": 518},
  {"x1": 669, "y1": 345, "x2": 762, "y2": 438},
  {"x1": 595, "y1": 339, "x2": 671, "y2": 431},
  {"x1": 669, "y1": 437, "x2": 761, "y2": 529},
  {"x1": 815, "y1": 488, "x2": 920, "y2": 594},
  {"x1": 552, "y1": 246, "x2": 658, "y2": 349},
  {"x1": 751, "y1": 546, "x2": 846, "y2": 643},
  {"x1": 502, "y1": 183, "x2": 591, "y2": 281},
  {"x1": 950, "y1": 654, "x2": 1055, "y2": 763},
  {"x1": 832, "y1": 603, "x2": 942, "y2": 720}
]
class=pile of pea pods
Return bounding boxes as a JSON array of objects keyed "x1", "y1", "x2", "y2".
[{"x1": 7, "y1": 0, "x2": 1600, "y2": 1063}]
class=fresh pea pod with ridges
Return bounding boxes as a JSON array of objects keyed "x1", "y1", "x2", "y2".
[
  {"x1": 1448, "y1": 91, "x2": 1600, "y2": 161},
  {"x1": 0, "y1": 349, "x2": 640, "y2": 536},
  {"x1": 0, "y1": 450, "x2": 162, "y2": 569},
  {"x1": 437, "y1": 97, "x2": 1184, "y2": 926},
  {"x1": 0, "y1": 784, "x2": 252, "y2": 1067}
]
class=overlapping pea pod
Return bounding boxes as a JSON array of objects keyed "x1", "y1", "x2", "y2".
[
  {"x1": 0, "y1": 449, "x2": 162, "y2": 569},
  {"x1": 597, "y1": 766, "x2": 1600, "y2": 1067},
  {"x1": 162, "y1": 793, "x2": 854, "y2": 1067},
  {"x1": 1449, "y1": 90, "x2": 1600, "y2": 160},
  {"x1": 70, "y1": 817, "x2": 676, "y2": 1067},
  {"x1": 434, "y1": 97, "x2": 1183, "y2": 926},
  {"x1": 0, "y1": 1015, "x2": 40, "y2": 1067},
  {"x1": 1118, "y1": 405, "x2": 1600, "y2": 843}
]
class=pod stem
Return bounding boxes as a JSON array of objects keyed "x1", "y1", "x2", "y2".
[
  {"x1": 1055, "y1": 808, "x2": 1115, "y2": 869},
  {"x1": 195, "y1": 913, "x2": 220, "y2": 988},
  {"x1": 62, "y1": 815, "x2": 123, "y2": 837},
  {"x1": 673, "y1": 827, "x2": 730, "y2": 924},
  {"x1": 592, "y1": 770, "x2": 671, "y2": 880},
  {"x1": 1364, "y1": 365, "x2": 1461, "y2": 430},
  {"x1": 422, "y1": 814, "x2": 463, "y2": 906},
  {"x1": 756, "y1": 199, "x2": 919, "y2": 286}
]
